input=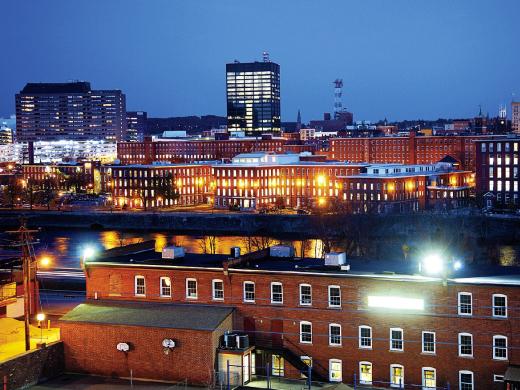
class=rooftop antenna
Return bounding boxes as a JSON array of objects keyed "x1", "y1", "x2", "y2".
[
  {"x1": 333, "y1": 79, "x2": 344, "y2": 119},
  {"x1": 263, "y1": 51, "x2": 270, "y2": 62},
  {"x1": 499, "y1": 104, "x2": 507, "y2": 119}
]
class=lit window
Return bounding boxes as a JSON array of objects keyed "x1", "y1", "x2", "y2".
[
  {"x1": 271, "y1": 355, "x2": 284, "y2": 376},
  {"x1": 186, "y1": 278, "x2": 197, "y2": 299},
  {"x1": 329, "y1": 324, "x2": 342, "y2": 346},
  {"x1": 459, "y1": 370, "x2": 473, "y2": 390},
  {"x1": 493, "y1": 335, "x2": 508, "y2": 360},
  {"x1": 300, "y1": 321, "x2": 312, "y2": 344},
  {"x1": 299, "y1": 284, "x2": 312, "y2": 305},
  {"x1": 422, "y1": 331, "x2": 435, "y2": 354},
  {"x1": 390, "y1": 364, "x2": 404, "y2": 388},
  {"x1": 271, "y1": 282, "x2": 283, "y2": 304},
  {"x1": 359, "y1": 361, "x2": 372, "y2": 385},
  {"x1": 390, "y1": 328, "x2": 404, "y2": 351},
  {"x1": 212, "y1": 279, "x2": 224, "y2": 300},
  {"x1": 134, "y1": 275, "x2": 145, "y2": 296},
  {"x1": 329, "y1": 359, "x2": 342, "y2": 382},
  {"x1": 458, "y1": 333, "x2": 473, "y2": 357},
  {"x1": 328, "y1": 285, "x2": 341, "y2": 308},
  {"x1": 244, "y1": 281, "x2": 255, "y2": 302},
  {"x1": 458, "y1": 292, "x2": 472, "y2": 315},
  {"x1": 359, "y1": 326, "x2": 372, "y2": 349},
  {"x1": 492, "y1": 294, "x2": 507, "y2": 318},
  {"x1": 160, "y1": 276, "x2": 171, "y2": 297},
  {"x1": 422, "y1": 367, "x2": 436, "y2": 389}
]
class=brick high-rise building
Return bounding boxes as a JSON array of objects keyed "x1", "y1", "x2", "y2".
[{"x1": 16, "y1": 82, "x2": 127, "y2": 142}]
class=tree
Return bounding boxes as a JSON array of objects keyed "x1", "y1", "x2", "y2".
[
  {"x1": 65, "y1": 170, "x2": 87, "y2": 193},
  {"x1": 2, "y1": 177, "x2": 23, "y2": 208},
  {"x1": 40, "y1": 175, "x2": 59, "y2": 210},
  {"x1": 156, "y1": 172, "x2": 180, "y2": 208},
  {"x1": 22, "y1": 178, "x2": 37, "y2": 210}
]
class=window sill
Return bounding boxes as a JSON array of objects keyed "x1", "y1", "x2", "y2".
[
  {"x1": 458, "y1": 355, "x2": 474, "y2": 359},
  {"x1": 389, "y1": 349, "x2": 404, "y2": 353},
  {"x1": 421, "y1": 352, "x2": 436, "y2": 356},
  {"x1": 186, "y1": 296, "x2": 198, "y2": 300},
  {"x1": 159, "y1": 296, "x2": 171, "y2": 299}
]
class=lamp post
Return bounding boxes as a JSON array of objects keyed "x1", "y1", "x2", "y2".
[{"x1": 36, "y1": 313, "x2": 45, "y2": 345}]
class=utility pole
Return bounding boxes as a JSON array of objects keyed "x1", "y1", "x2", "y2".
[{"x1": 6, "y1": 219, "x2": 39, "y2": 351}]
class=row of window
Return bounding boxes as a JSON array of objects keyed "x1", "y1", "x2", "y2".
[
  {"x1": 299, "y1": 322, "x2": 509, "y2": 360},
  {"x1": 135, "y1": 276, "x2": 510, "y2": 318}
]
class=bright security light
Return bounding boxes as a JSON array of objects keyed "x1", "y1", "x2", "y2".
[
  {"x1": 453, "y1": 260, "x2": 463, "y2": 271},
  {"x1": 83, "y1": 246, "x2": 96, "y2": 260},
  {"x1": 368, "y1": 295, "x2": 425, "y2": 311},
  {"x1": 36, "y1": 313, "x2": 45, "y2": 322},
  {"x1": 422, "y1": 253, "x2": 444, "y2": 275}
]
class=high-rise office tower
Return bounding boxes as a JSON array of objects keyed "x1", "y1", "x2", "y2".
[
  {"x1": 226, "y1": 54, "x2": 280, "y2": 135},
  {"x1": 16, "y1": 82, "x2": 127, "y2": 142},
  {"x1": 126, "y1": 111, "x2": 147, "y2": 142},
  {"x1": 512, "y1": 101, "x2": 520, "y2": 134}
]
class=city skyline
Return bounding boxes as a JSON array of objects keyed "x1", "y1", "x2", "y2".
[{"x1": 1, "y1": 0, "x2": 519, "y2": 122}]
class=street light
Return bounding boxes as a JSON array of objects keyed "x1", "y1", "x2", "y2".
[
  {"x1": 421, "y1": 253, "x2": 444, "y2": 275},
  {"x1": 36, "y1": 313, "x2": 45, "y2": 345},
  {"x1": 40, "y1": 256, "x2": 52, "y2": 268}
]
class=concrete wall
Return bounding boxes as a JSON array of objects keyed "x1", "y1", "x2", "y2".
[{"x1": 0, "y1": 342, "x2": 64, "y2": 390}]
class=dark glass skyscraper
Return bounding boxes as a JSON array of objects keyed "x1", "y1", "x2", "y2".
[{"x1": 226, "y1": 60, "x2": 280, "y2": 135}]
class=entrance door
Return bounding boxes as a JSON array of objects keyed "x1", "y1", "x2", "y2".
[
  {"x1": 243, "y1": 353, "x2": 250, "y2": 384},
  {"x1": 271, "y1": 319, "x2": 283, "y2": 348}
]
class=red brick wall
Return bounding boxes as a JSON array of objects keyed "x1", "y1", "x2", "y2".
[
  {"x1": 85, "y1": 265, "x2": 519, "y2": 388},
  {"x1": 60, "y1": 321, "x2": 226, "y2": 385}
]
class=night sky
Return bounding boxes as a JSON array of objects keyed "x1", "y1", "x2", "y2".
[{"x1": 2, "y1": 0, "x2": 519, "y2": 122}]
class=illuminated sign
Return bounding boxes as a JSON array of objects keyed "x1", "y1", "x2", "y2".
[{"x1": 367, "y1": 295, "x2": 424, "y2": 311}]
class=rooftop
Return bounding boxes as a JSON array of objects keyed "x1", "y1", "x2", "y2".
[{"x1": 21, "y1": 82, "x2": 92, "y2": 94}]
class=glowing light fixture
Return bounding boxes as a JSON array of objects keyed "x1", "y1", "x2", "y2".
[
  {"x1": 422, "y1": 253, "x2": 444, "y2": 275},
  {"x1": 82, "y1": 246, "x2": 96, "y2": 261},
  {"x1": 368, "y1": 295, "x2": 424, "y2": 311},
  {"x1": 453, "y1": 260, "x2": 463, "y2": 271}
]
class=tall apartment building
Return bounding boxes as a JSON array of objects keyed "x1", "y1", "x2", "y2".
[
  {"x1": 226, "y1": 58, "x2": 281, "y2": 135},
  {"x1": 512, "y1": 102, "x2": 520, "y2": 134},
  {"x1": 126, "y1": 111, "x2": 147, "y2": 142},
  {"x1": 15, "y1": 82, "x2": 127, "y2": 142}
]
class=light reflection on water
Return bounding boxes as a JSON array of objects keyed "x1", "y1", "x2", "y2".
[{"x1": 34, "y1": 229, "x2": 330, "y2": 269}]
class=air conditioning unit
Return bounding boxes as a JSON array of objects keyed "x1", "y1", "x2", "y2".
[
  {"x1": 223, "y1": 332, "x2": 237, "y2": 349},
  {"x1": 236, "y1": 335, "x2": 249, "y2": 349},
  {"x1": 162, "y1": 246, "x2": 185, "y2": 259},
  {"x1": 230, "y1": 247, "x2": 241, "y2": 258},
  {"x1": 270, "y1": 245, "x2": 295, "y2": 258},
  {"x1": 325, "y1": 252, "x2": 347, "y2": 266}
]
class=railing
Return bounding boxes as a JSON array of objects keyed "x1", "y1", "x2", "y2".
[{"x1": 351, "y1": 375, "x2": 450, "y2": 390}]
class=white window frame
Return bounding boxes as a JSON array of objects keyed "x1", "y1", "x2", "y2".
[
  {"x1": 359, "y1": 325, "x2": 372, "y2": 349},
  {"x1": 459, "y1": 370, "x2": 474, "y2": 390},
  {"x1": 186, "y1": 278, "x2": 197, "y2": 299},
  {"x1": 299, "y1": 283, "x2": 312, "y2": 306},
  {"x1": 492, "y1": 294, "x2": 507, "y2": 318},
  {"x1": 299, "y1": 321, "x2": 312, "y2": 344},
  {"x1": 328, "y1": 285, "x2": 341, "y2": 308},
  {"x1": 422, "y1": 331, "x2": 436, "y2": 354},
  {"x1": 134, "y1": 275, "x2": 145, "y2": 297},
  {"x1": 422, "y1": 367, "x2": 436, "y2": 390},
  {"x1": 329, "y1": 323, "x2": 342, "y2": 346},
  {"x1": 390, "y1": 328, "x2": 404, "y2": 351},
  {"x1": 243, "y1": 281, "x2": 255, "y2": 303},
  {"x1": 159, "y1": 276, "x2": 171, "y2": 298},
  {"x1": 212, "y1": 279, "x2": 224, "y2": 301},
  {"x1": 458, "y1": 333, "x2": 473, "y2": 357},
  {"x1": 493, "y1": 374, "x2": 504, "y2": 382},
  {"x1": 458, "y1": 292, "x2": 472, "y2": 316},
  {"x1": 359, "y1": 361, "x2": 372, "y2": 385},
  {"x1": 493, "y1": 335, "x2": 508, "y2": 360},
  {"x1": 270, "y1": 282, "x2": 283, "y2": 304},
  {"x1": 329, "y1": 359, "x2": 342, "y2": 382},
  {"x1": 390, "y1": 364, "x2": 404, "y2": 388}
]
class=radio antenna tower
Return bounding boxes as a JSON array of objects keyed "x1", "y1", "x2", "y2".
[
  {"x1": 262, "y1": 51, "x2": 270, "y2": 62},
  {"x1": 333, "y1": 79, "x2": 344, "y2": 119}
]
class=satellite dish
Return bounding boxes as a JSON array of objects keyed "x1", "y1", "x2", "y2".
[
  {"x1": 162, "y1": 338, "x2": 176, "y2": 349},
  {"x1": 116, "y1": 342, "x2": 130, "y2": 352}
]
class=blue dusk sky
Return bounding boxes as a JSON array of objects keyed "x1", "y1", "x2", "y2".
[{"x1": 1, "y1": 0, "x2": 519, "y2": 122}]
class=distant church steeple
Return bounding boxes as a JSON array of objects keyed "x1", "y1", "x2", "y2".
[{"x1": 296, "y1": 109, "x2": 302, "y2": 131}]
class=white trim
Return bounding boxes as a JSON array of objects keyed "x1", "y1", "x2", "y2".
[
  {"x1": 243, "y1": 281, "x2": 255, "y2": 303},
  {"x1": 211, "y1": 279, "x2": 224, "y2": 301},
  {"x1": 492, "y1": 294, "x2": 508, "y2": 318},
  {"x1": 422, "y1": 367, "x2": 436, "y2": 390},
  {"x1": 299, "y1": 321, "x2": 312, "y2": 344},
  {"x1": 421, "y1": 331, "x2": 436, "y2": 354},
  {"x1": 328, "y1": 323, "x2": 342, "y2": 346},
  {"x1": 270, "y1": 282, "x2": 283, "y2": 304},
  {"x1": 458, "y1": 370, "x2": 474, "y2": 390},
  {"x1": 458, "y1": 333, "x2": 473, "y2": 357},
  {"x1": 457, "y1": 292, "x2": 472, "y2": 316},
  {"x1": 492, "y1": 335, "x2": 508, "y2": 360},
  {"x1": 185, "y1": 278, "x2": 197, "y2": 299},
  {"x1": 134, "y1": 275, "x2": 145, "y2": 297},
  {"x1": 299, "y1": 283, "x2": 312, "y2": 306},
  {"x1": 328, "y1": 359, "x2": 342, "y2": 382},
  {"x1": 390, "y1": 364, "x2": 404, "y2": 388},
  {"x1": 159, "y1": 276, "x2": 171, "y2": 298},
  {"x1": 328, "y1": 285, "x2": 341, "y2": 308},
  {"x1": 359, "y1": 361, "x2": 372, "y2": 385},
  {"x1": 493, "y1": 374, "x2": 504, "y2": 382},
  {"x1": 359, "y1": 325, "x2": 372, "y2": 349},
  {"x1": 390, "y1": 328, "x2": 404, "y2": 352}
]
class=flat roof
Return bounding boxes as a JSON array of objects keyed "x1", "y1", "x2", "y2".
[
  {"x1": 60, "y1": 300, "x2": 233, "y2": 331},
  {"x1": 86, "y1": 247, "x2": 520, "y2": 287}
]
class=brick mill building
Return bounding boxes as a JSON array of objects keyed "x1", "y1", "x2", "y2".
[{"x1": 59, "y1": 241, "x2": 520, "y2": 389}]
